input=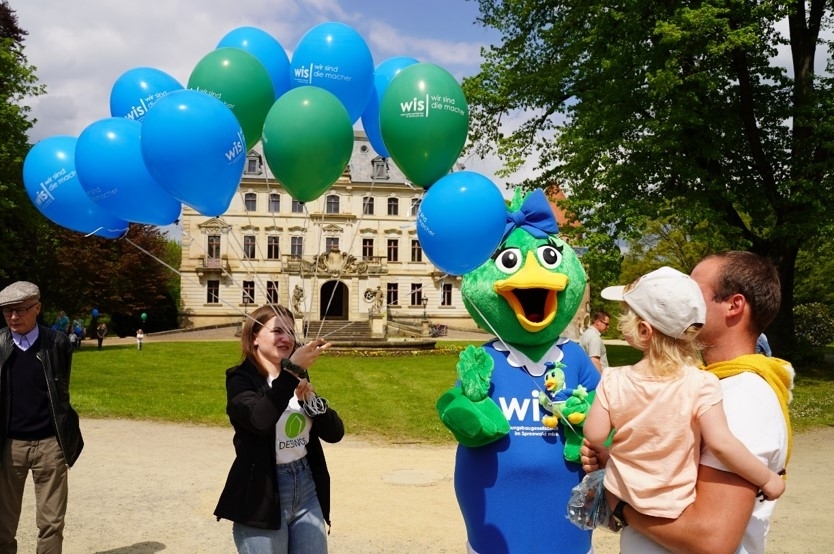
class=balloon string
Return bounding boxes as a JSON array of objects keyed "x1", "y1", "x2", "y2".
[
  {"x1": 233, "y1": 166, "x2": 308, "y2": 326},
  {"x1": 178, "y1": 219, "x2": 265, "y2": 323},
  {"x1": 312, "y1": 167, "x2": 385, "y2": 340},
  {"x1": 123, "y1": 234, "x2": 265, "y2": 329},
  {"x1": 458, "y1": 287, "x2": 512, "y2": 358}
]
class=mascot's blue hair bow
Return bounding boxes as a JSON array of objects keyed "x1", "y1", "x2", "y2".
[{"x1": 504, "y1": 189, "x2": 560, "y2": 241}]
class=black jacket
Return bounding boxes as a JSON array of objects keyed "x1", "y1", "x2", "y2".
[
  {"x1": 214, "y1": 358, "x2": 344, "y2": 529},
  {"x1": 0, "y1": 325, "x2": 84, "y2": 466}
]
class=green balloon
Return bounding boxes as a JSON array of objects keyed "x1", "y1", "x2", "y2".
[
  {"x1": 188, "y1": 47, "x2": 275, "y2": 150},
  {"x1": 379, "y1": 63, "x2": 469, "y2": 188},
  {"x1": 140, "y1": 312, "x2": 147, "y2": 322},
  {"x1": 262, "y1": 87, "x2": 354, "y2": 203}
]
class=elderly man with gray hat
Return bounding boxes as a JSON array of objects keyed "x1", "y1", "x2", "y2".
[{"x1": 0, "y1": 281, "x2": 84, "y2": 553}]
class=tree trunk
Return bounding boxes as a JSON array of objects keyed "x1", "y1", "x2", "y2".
[{"x1": 765, "y1": 244, "x2": 799, "y2": 357}]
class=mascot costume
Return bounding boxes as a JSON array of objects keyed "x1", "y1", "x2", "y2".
[{"x1": 436, "y1": 188, "x2": 600, "y2": 554}]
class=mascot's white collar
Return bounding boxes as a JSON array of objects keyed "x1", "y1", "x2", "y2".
[{"x1": 491, "y1": 338, "x2": 569, "y2": 378}]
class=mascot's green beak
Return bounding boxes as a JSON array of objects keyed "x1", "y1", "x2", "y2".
[{"x1": 493, "y1": 251, "x2": 568, "y2": 333}]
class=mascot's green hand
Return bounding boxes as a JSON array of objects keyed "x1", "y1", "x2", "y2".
[
  {"x1": 436, "y1": 387, "x2": 510, "y2": 448},
  {"x1": 456, "y1": 345, "x2": 494, "y2": 401},
  {"x1": 436, "y1": 345, "x2": 508, "y2": 448}
]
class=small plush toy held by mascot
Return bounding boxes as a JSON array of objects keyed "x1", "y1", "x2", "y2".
[{"x1": 436, "y1": 188, "x2": 600, "y2": 554}]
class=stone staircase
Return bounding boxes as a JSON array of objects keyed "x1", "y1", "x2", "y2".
[
  {"x1": 302, "y1": 319, "x2": 436, "y2": 351},
  {"x1": 304, "y1": 320, "x2": 373, "y2": 342}
]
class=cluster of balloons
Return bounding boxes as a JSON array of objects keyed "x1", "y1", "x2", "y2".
[{"x1": 22, "y1": 21, "x2": 503, "y2": 275}]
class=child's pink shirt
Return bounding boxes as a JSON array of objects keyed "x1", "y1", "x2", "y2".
[{"x1": 596, "y1": 364, "x2": 722, "y2": 518}]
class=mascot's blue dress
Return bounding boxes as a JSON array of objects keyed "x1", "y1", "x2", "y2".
[{"x1": 437, "y1": 189, "x2": 600, "y2": 553}]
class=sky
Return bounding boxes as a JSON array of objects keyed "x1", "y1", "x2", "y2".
[{"x1": 12, "y1": 0, "x2": 530, "y2": 188}]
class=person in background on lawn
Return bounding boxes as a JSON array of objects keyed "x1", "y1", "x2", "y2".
[
  {"x1": 214, "y1": 304, "x2": 344, "y2": 553},
  {"x1": 581, "y1": 267, "x2": 785, "y2": 553},
  {"x1": 96, "y1": 322, "x2": 107, "y2": 350},
  {"x1": 582, "y1": 251, "x2": 794, "y2": 554},
  {"x1": 0, "y1": 281, "x2": 84, "y2": 553},
  {"x1": 579, "y1": 310, "x2": 611, "y2": 371},
  {"x1": 72, "y1": 318, "x2": 84, "y2": 342},
  {"x1": 53, "y1": 310, "x2": 69, "y2": 334},
  {"x1": 756, "y1": 333, "x2": 772, "y2": 356},
  {"x1": 136, "y1": 329, "x2": 144, "y2": 351}
]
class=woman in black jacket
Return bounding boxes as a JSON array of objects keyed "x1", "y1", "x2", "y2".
[{"x1": 215, "y1": 304, "x2": 344, "y2": 553}]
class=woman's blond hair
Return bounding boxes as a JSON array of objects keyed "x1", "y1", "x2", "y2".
[{"x1": 618, "y1": 307, "x2": 702, "y2": 376}]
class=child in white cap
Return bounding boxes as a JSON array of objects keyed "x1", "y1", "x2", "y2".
[{"x1": 582, "y1": 267, "x2": 785, "y2": 538}]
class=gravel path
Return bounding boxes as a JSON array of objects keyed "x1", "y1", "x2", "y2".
[{"x1": 14, "y1": 420, "x2": 834, "y2": 553}]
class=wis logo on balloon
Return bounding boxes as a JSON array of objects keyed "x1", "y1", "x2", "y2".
[{"x1": 224, "y1": 130, "x2": 246, "y2": 162}]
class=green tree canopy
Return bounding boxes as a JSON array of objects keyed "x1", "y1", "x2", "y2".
[
  {"x1": 464, "y1": 0, "x2": 834, "y2": 353},
  {"x1": 0, "y1": 0, "x2": 48, "y2": 282},
  {"x1": 47, "y1": 225, "x2": 181, "y2": 335},
  {"x1": 795, "y1": 233, "x2": 834, "y2": 309},
  {"x1": 619, "y1": 215, "x2": 734, "y2": 283}
]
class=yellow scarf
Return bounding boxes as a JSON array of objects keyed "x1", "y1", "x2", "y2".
[{"x1": 705, "y1": 354, "x2": 795, "y2": 467}]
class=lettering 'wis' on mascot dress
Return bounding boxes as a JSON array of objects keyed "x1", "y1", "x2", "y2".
[{"x1": 437, "y1": 188, "x2": 600, "y2": 554}]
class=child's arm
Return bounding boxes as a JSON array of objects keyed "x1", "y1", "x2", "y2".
[
  {"x1": 583, "y1": 398, "x2": 612, "y2": 456},
  {"x1": 699, "y1": 401, "x2": 785, "y2": 500}
]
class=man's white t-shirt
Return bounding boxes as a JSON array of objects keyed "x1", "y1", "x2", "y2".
[
  {"x1": 618, "y1": 372, "x2": 787, "y2": 554},
  {"x1": 699, "y1": 372, "x2": 787, "y2": 554}
]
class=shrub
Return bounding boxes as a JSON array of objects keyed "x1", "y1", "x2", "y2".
[{"x1": 794, "y1": 303, "x2": 834, "y2": 347}]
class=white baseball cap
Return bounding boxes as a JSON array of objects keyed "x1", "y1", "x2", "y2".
[{"x1": 601, "y1": 266, "x2": 706, "y2": 339}]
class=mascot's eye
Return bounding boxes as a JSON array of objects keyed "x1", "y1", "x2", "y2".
[
  {"x1": 536, "y1": 245, "x2": 562, "y2": 269},
  {"x1": 494, "y1": 248, "x2": 522, "y2": 274}
]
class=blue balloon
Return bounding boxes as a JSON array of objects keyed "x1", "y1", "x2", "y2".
[
  {"x1": 140, "y1": 89, "x2": 246, "y2": 217},
  {"x1": 75, "y1": 118, "x2": 181, "y2": 225},
  {"x1": 217, "y1": 26, "x2": 291, "y2": 101},
  {"x1": 110, "y1": 67, "x2": 183, "y2": 121},
  {"x1": 290, "y1": 22, "x2": 375, "y2": 123},
  {"x1": 92, "y1": 308, "x2": 99, "y2": 317},
  {"x1": 417, "y1": 171, "x2": 507, "y2": 276},
  {"x1": 22, "y1": 136, "x2": 129, "y2": 239},
  {"x1": 361, "y1": 56, "x2": 419, "y2": 158}
]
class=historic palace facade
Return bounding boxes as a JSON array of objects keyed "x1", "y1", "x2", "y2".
[{"x1": 178, "y1": 133, "x2": 473, "y2": 333}]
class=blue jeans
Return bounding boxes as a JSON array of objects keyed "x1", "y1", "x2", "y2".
[{"x1": 232, "y1": 457, "x2": 327, "y2": 554}]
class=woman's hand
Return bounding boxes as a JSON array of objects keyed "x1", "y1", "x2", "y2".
[
  {"x1": 290, "y1": 337, "x2": 332, "y2": 370},
  {"x1": 295, "y1": 378, "x2": 315, "y2": 400}
]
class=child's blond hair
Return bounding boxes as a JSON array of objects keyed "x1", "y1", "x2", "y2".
[{"x1": 618, "y1": 306, "x2": 703, "y2": 376}]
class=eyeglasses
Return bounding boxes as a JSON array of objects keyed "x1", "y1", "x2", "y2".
[
  {"x1": 599, "y1": 320, "x2": 610, "y2": 327},
  {"x1": 2, "y1": 302, "x2": 39, "y2": 317}
]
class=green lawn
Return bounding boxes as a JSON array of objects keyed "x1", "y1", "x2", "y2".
[{"x1": 69, "y1": 341, "x2": 833, "y2": 443}]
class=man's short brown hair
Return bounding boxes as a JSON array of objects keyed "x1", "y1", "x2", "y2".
[{"x1": 703, "y1": 251, "x2": 781, "y2": 334}]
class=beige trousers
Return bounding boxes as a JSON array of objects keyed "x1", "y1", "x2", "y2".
[{"x1": 0, "y1": 437, "x2": 68, "y2": 554}]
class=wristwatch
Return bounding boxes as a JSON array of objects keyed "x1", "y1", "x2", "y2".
[
  {"x1": 611, "y1": 499, "x2": 629, "y2": 531},
  {"x1": 280, "y1": 358, "x2": 306, "y2": 377}
]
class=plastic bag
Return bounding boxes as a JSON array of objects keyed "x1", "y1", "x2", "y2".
[{"x1": 566, "y1": 469, "x2": 611, "y2": 530}]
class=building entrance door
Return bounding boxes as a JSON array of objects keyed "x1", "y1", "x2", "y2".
[{"x1": 320, "y1": 281, "x2": 348, "y2": 320}]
